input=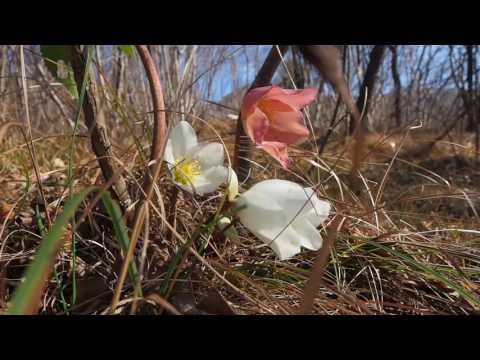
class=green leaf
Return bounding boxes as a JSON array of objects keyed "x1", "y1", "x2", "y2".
[
  {"x1": 60, "y1": 71, "x2": 79, "y2": 100},
  {"x1": 40, "y1": 45, "x2": 78, "y2": 99},
  {"x1": 100, "y1": 192, "x2": 140, "y2": 292},
  {"x1": 118, "y1": 45, "x2": 135, "y2": 57},
  {"x1": 7, "y1": 187, "x2": 96, "y2": 315}
]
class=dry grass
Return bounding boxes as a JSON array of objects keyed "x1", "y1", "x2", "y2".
[{"x1": 1, "y1": 115, "x2": 479, "y2": 315}]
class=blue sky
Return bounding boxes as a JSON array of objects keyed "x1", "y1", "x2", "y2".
[{"x1": 79, "y1": 45, "x2": 476, "y2": 102}]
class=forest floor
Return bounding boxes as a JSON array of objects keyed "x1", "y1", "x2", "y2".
[{"x1": 1, "y1": 121, "x2": 479, "y2": 315}]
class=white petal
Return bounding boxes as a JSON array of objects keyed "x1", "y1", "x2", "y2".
[
  {"x1": 246, "y1": 179, "x2": 317, "y2": 221},
  {"x1": 204, "y1": 165, "x2": 229, "y2": 186},
  {"x1": 303, "y1": 188, "x2": 331, "y2": 227},
  {"x1": 169, "y1": 121, "x2": 198, "y2": 159},
  {"x1": 188, "y1": 142, "x2": 224, "y2": 169},
  {"x1": 190, "y1": 166, "x2": 228, "y2": 195},
  {"x1": 227, "y1": 167, "x2": 239, "y2": 202},
  {"x1": 292, "y1": 219, "x2": 323, "y2": 251},
  {"x1": 163, "y1": 139, "x2": 175, "y2": 170},
  {"x1": 236, "y1": 179, "x2": 331, "y2": 260},
  {"x1": 269, "y1": 226, "x2": 303, "y2": 260},
  {"x1": 241, "y1": 222, "x2": 301, "y2": 260},
  {"x1": 236, "y1": 191, "x2": 287, "y2": 241}
]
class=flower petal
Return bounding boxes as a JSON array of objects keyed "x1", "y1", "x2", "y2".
[
  {"x1": 227, "y1": 167, "x2": 239, "y2": 202},
  {"x1": 236, "y1": 191, "x2": 286, "y2": 240},
  {"x1": 292, "y1": 219, "x2": 323, "y2": 251},
  {"x1": 263, "y1": 109, "x2": 310, "y2": 144},
  {"x1": 169, "y1": 121, "x2": 198, "y2": 159},
  {"x1": 241, "y1": 85, "x2": 274, "y2": 118},
  {"x1": 269, "y1": 226, "x2": 303, "y2": 260},
  {"x1": 241, "y1": 107, "x2": 269, "y2": 144},
  {"x1": 188, "y1": 142, "x2": 225, "y2": 169},
  {"x1": 163, "y1": 139, "x2": 175, "y2": 170},
  {"x1": 246, "y1": 180, "x2": 327, "y2": 223},
  {"x1": 257, "y1": 142, "x2": 289, "y2": 169},
  {"x1": 264, "y1": 86, "x2": 318, "y2": 110},
  {"x1": 237, "y1": 187, "x2": 305, "y2": 260},
  {"x1": 236, "y1": 179, "x2": 331, "y2": 260},
  {"x1": 190, "y1": 165, "x2": 228, "y2": 195},
  {"x1": 303, "y1": 190, "x2": 331, "y2": 227}
]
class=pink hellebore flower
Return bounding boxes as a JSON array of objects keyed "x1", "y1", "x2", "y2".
[{"x1": 241, "y1": 85, "x2": 318, "y2": 168}]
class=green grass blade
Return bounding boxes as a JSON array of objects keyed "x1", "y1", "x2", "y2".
[
  {"x1": 100, "y1": 192, "x2": 140, "y2": 293},
  {"x1": 367, "y1": 240, "x2": 480, "y2": 309},
  {"x1": 7, "y1": 187, "x2": 95, "y2": 315},
  {"x1": 67, "y1": 45, "x2": 94, "y2": 306}
]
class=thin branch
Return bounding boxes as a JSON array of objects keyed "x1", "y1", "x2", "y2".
[
  {"x1": 110, "y1": 45, "x2": 168, "y2": 314},
  {"x1": 69, "y1": 45, "x2": 132, "y2": 210}
]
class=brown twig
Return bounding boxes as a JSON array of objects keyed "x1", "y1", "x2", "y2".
[
  {"x1": 69, "y1": 45, "x2": 132, "y2": 211},
  {"x1": 19, "y1": 46, "x2": 52, "y2": 228},
  {"x1": 297, "y1": 216, "x2": 343, "y2": 314},
  {"x1": 110, "y1": 45, "x2": 168, "y2": 314},
  {"x1": 298, "y1": 45, "x2": 365, "y2": 181},
  {"x1": 137, "y1": 45, "x2": 168, "y2": 182}
]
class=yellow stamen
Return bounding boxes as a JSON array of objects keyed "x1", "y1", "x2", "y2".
[{"x1": 173, "y1": 158, "x2": 202, "y2": 185}]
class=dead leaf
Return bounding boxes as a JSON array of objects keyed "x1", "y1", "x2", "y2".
[
  {"x1": 170, "y1": 293, "x2": 206, "y2": 315},
  {"x1": 0, "y1": 201, "x2": 14, "y2": 222},
  {"x1": 197, "y1": 289, "x2": 236, "y2": 315},
  {"x1": 72, "y1": 276, "x2": 110, "y2": 314}
]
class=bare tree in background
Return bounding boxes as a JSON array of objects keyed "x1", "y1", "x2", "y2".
[
  {"x1": 465, "y1": 45, "x2": 478, "y2": 133},
  {"x1": 114, "y1": 47, "x2": 126, "y2": 100},
  {"x1": 389, "y1": 45, "x2": 402, "y2": 127},
  {"x1": 352, "y1": 45, "x2": 386, "y2": 133}
]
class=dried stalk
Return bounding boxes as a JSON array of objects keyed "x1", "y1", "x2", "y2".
[
  {"x1": 110, "y1": 45, "x2": 167, "y2": 314},
  {"x1": 69, "y1": 45, "x2": 132, "y2": 210}
]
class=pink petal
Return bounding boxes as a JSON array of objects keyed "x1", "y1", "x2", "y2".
[
  {"x1": 264, "y1": 86, "x2": 318, "y2": 110},
  {"x1": 241, "y1": 85, "x2": 274, "y2": 118},
  {"x1": 256, "y1": 100, "x2": 310, "y2": 144},
  {"x1": 264, "y1": 110, "x2": 310, "y2": 144},
  {"x1": 257, "y1": 141, "x2": 289, "y2": 169},
  {"x1": 242, "y1": 107, "x2": 269, "y2": 144}
]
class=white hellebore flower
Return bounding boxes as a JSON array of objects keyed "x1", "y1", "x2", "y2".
[
  {"x1": 236, "y1": 179, "x2": 331, "y2": 260},
  {"x1": 164, "y1": 121, "x2": 228, "y2": 195}
]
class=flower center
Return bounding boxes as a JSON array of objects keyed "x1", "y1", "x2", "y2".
[
  {"x1": 257, "y1": 100, "x2": 275, "y2": 122},
  {"x1": 173, "y1": 158, "x2": 202, "y2": 185}
]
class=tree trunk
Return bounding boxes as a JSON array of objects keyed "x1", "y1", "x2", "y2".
[
  {"x1": 351, "y1": 45, "x2": 386, "y2": 134},
  {"x1": 0, "y1": 47, "x2": 8, "y2": 118},
  {"x1": 114, "y1": 47, "x2": 126, "y2": 100},
  {"x1": 466, "y1": 45, "x2": 476, "y2": 132},
  {"x1": 389, "y1": 45, "x2": 402, "y2": 128},
  {"x1": 298, "y1": 45, "x2": 361, "y2": 127},
  {"x1": 291, "y1": 47, "x2": 305, "y2": 89}
]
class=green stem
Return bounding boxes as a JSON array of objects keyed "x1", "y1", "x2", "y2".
[{"x1": 67, "y1": 45, "x2": 94, "y2": 307}]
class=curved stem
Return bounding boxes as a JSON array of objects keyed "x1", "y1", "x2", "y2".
[
  {"x1": 110, "y1": 45, "x2": 168, "y2": 314},
  {"x1": 136, "y1": 45, "x2": 167, "y2": 188}
]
